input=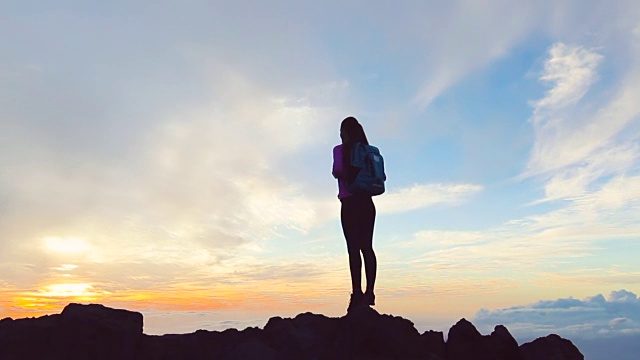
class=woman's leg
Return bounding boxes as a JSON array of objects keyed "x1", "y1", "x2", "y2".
[
  {"x1": 361, "y1": 197, "x2": 377, "y2": 295},
  {"x1": 341, "y1": 198, "x2": 362, "y2": 295},
  {"x1": 362, "y1": 247, "x2": 376, "y2": 294}
]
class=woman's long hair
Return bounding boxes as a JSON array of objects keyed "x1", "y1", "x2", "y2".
[{"x1": 340, "y1": 116, "x2": 369, "y2": 183}]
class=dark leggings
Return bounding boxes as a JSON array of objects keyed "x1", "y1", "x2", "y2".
[{"x1": 340, "y1": 195, "x2": 377, "y2": 294}]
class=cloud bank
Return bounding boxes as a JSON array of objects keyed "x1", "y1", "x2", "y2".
[{"x1": 474, "y1": 290, "x2": 640, "y2": 340}]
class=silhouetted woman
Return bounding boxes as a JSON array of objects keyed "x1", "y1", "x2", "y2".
[{"x1": 332, "y1": 116, "x2": 377, "y2": 312}]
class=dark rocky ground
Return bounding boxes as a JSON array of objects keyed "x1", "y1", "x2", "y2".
[{"x1": 0, "y1": 303, "x2": 583, "y2": 359}]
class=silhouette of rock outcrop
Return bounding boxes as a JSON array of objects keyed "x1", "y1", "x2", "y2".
[
  {"x1": 446, "y1": 319, "x2": 522, "y2": 360},
  {"x1": 0, "y1": 303, "x2": 584, "y2": 360},
  {"x1": 520, "y1": 334, "x2": 584, "y2": 360}
]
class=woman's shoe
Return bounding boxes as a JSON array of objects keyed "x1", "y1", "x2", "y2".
[
  {"x1": 364, "y1": 291, "x2": 375, "y2": 306},
  {"x1": 347, "y1": 292, "x2": 364, "y2": 313}
]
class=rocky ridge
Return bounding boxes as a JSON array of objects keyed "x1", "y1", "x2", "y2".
[{"x1": 0, "y1": 303, "x2": 583, "y2": 359}]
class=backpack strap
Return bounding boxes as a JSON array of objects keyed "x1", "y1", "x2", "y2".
[{"x1": 351, "y1": 142, "x2": 368, "y2": 168}]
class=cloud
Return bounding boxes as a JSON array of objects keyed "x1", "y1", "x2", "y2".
[
  {"x1": 474, "y1": 290, "x2": 640, "y2": 341},
  {"x1": 0, "y1": 42, "x2": 347, "y2": 309},
  {"x1": 522, "y1": 39, "x2": 640, "y2": 204},
  {"x1": 609, "y1": 289, "x2": 638, "y2": 303},
  {"x1": 525, "y1": 43, "x2": 606, "y2": 178},
  {"x1": 396, "y1": 222, "x2": 596, "y2": 276},
  {"x1": 387, "y1": 180, "x2": 640, "y2": 285},
  {"x1": 0, "y1": 0, "x2": 348, "y2": 253},
  {"x1": 405, "y1": 0, "x2": 635, "y2": 111},
  {"x1": 142, "y1": 309, "x2": 267, "y2": 334},
  {"x1": 537, "y1": 270, "x2": 640, "y2": 288},
  {"x1": 410, "y1": 1, "x2": 538, "y2": 109},
  {"x1": 533, "y1": 43, "x2": 603, "y2": 110},
  {"x1": 376, "y1": 183, "x2": 482, "y2": 214}
]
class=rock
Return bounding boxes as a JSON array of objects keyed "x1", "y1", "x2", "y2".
[
  {"x1": 0, "y1": 303, "x2": 143, "y2": 360},
  {"x1": 491, "y1": 325, "x2": 522, "y2": 359},
  {"x1": 520, "y1": 334, "x2": 584, "y2": 360},
  {"x1": 420, "y1": 330, "x2": 446, "y2": 359},
  {"x1": 0, "y1": 313, "x2": 63, "y2": 359},
  {"x1": 61, "y1": 303, "x2": 142, "y2": 335},
  {"x1": 335, "y1": 306, "x2": 427, "y2": 359},
  {"x1": 58, "y1": 303, "x2": 143, "y2": 360},
  {"x1": 263, "y1": 312, "x2": 339, "y2": 359},
  {"x1": 0, "y1": 303, "x2": 584, "y2": 360},
  {"x1": 446, "y1": 318, "x2": 522, "y2": 360}
]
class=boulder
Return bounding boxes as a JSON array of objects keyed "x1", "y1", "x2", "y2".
[
  {"x1": 446, "y1": 318, "x2": 522, "y2": 360},
  {"x1": 520, "y1": 334, "x2": 584, "y2": 360},
  {"x1": 0, "y1": 303, "x2": 143, "y2": 360}
]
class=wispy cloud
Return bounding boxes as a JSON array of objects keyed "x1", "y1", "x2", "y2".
[
  {"x1": 390, "y1": 185, "x2": 640, "y2": 280},
  {"x1": 523, "y1": 41, "x2": 640, "y2": 205},
  {"x1": 525, "y1": 43, "x2": 605, "y2": 178},
  {"x1": 376, "y1": 183, "x2": 482, "y2": 214},
  {"x1": 411, "y1": 1, "x2": 537, "y2": 109},
  {"x1": 535, "y1": 269, "x2": 640, "y2": 287},
  {"x1": 533, "y1": 43, "x2": 603, "y2": 110}
]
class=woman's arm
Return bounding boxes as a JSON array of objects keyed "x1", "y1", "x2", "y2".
[{"x1": 332, "y1": 145, "x2": 344, "y2": 179}]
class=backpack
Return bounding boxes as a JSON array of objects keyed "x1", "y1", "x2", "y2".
[{"x1": 348, "y1": 142, "x2": 386, "y2": 196}]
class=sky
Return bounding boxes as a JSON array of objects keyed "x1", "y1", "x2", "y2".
[{"x1": 1, "y1": 0, "x2": 640, "y2": 356}]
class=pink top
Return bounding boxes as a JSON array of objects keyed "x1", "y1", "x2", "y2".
[{"x1": 332, "y1": 144, "x2": 353, "y2": 199}]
